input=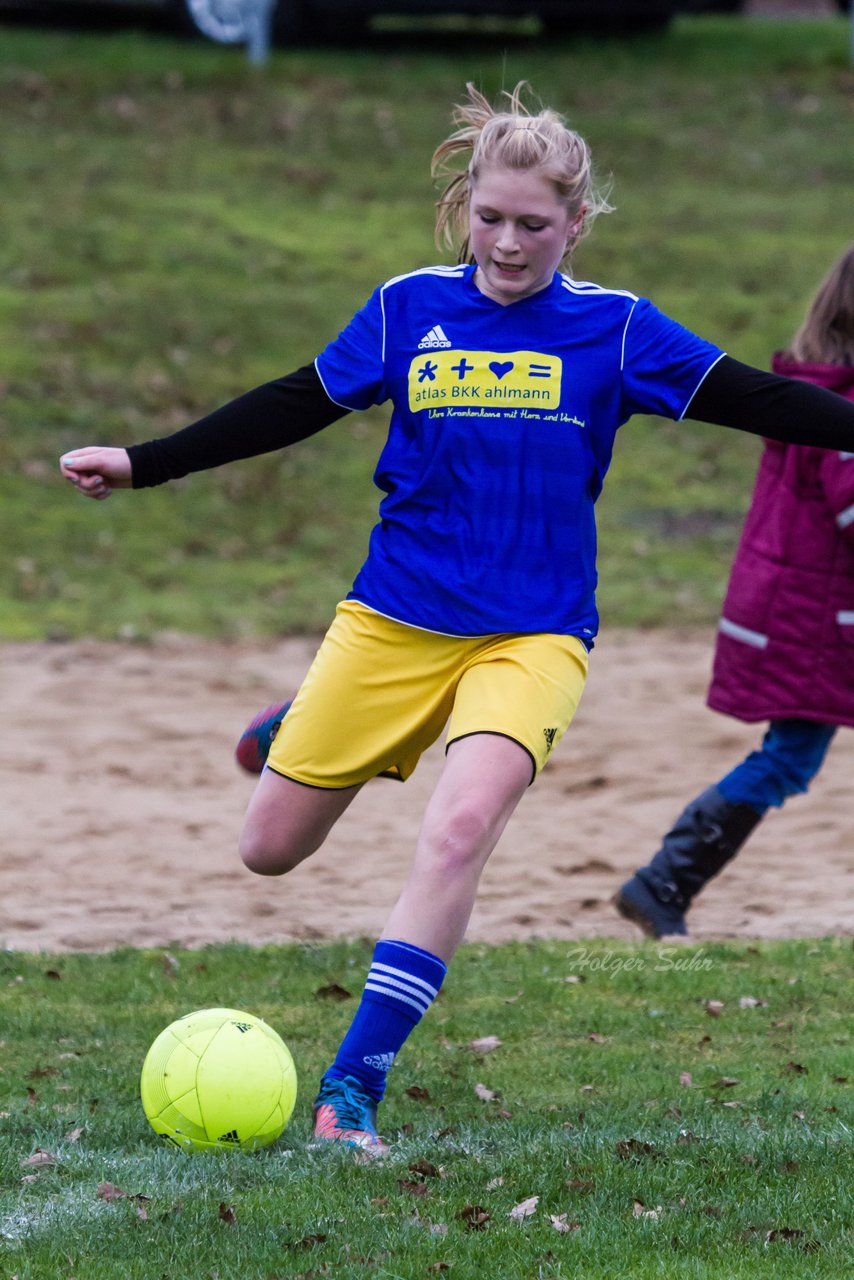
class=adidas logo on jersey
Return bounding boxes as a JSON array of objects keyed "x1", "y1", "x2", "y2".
[{"x1": 418, "y1": 325, "x2": 452, "y2": 349}]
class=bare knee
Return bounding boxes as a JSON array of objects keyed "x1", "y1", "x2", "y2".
[
  {"x1": 423, "y1": 802, "x2": 495, "y2": 876},
  {"x1": 239, "y1": 771, "x2": 360, "y2": 876},
  {"x1": 238, "y1": 827, "x2": 318, "y2": 877}
]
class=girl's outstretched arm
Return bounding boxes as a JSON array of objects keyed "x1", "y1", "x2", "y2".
[
  {"x1": 686, "y1": 356, "x2": 854, "y2": 449},
  {"x1": 59, "y1": 363, "x2": 348, "y2": 497}
]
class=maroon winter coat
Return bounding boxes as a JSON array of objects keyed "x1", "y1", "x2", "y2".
[{"x1": 706, "y1": 354, "x2": 854, "y2": 727}]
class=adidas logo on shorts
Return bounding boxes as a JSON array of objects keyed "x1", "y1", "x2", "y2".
[{"x1": 418, "y1": 325, "x2": 452, "y2": 349}]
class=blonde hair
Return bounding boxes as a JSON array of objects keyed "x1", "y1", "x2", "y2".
[
  {"x1": 432, "y1": 81, "x2": 613, "y2": 267},
  {"x1": 788, "y1": 241, "x2": 854, "y2": 366}
]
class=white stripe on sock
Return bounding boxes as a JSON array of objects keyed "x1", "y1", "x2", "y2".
[
  {"x1": 371, "y1": 961, "x2": 440, "y2": 999},
  {"x1": 366, "y1": 972, "x2": 433, "y2": 1010},
  {"x1": 364, "y1": 981, "x2": 429, "y2": 1016}
]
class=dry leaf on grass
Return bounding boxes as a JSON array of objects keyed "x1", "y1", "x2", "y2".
[
  {"x1": 474, "y1": 1082, "x2": 498, "y2": 1101},
  {"x1": 615, "y1": 1139, "x2": 658, "y2": 1160},
  {"x1": 509, "y1": 1195, "x2": 539, "y2": 1221},
  {"x1": 768, "y1": 1218, "x2": 819, "y2": 1249},
  {"x1": 633, "y1": 1200, "x2": 662, "y2": 1220},
  {"x1": 97, "y1": 1182, "x2": 130, "y2": 1201},
  {"x1": 468, "y1": 1035, "x2": 502, "y2": 1054},
  {"x1": 397, "y1": 1179, "x2": 430, "y2": 1198},
  {"x1": 97, "y1": 1182, "x2": 152, "y2": 1220},
  {"x1": 457, "y1": 1204, "x2": 491, "y2": 1231},
  {"x1": 409, "y1": 1158, "x2": 441, "y2": 1179},
  {"x1": 314, "y1": 983, "x2": 352, "y2": 1002},
  {"x1": 20, "y1": 1149, "x2": 57, "y2": 1169},
  {"x1": 549, "y1": 1214, "x2": 580, "y2": 1233},
  {"x1": 284, "y1": 1232, "x2": 328, "y2": 1250}
]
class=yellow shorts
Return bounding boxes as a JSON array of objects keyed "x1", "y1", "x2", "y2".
[{"x1": 267, "y1": 601, "x2": 589, "y2": 789}]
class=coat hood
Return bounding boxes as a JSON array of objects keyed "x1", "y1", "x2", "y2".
[{"x1": 771, "y1": 352, "x2": 854, "y2": 400}]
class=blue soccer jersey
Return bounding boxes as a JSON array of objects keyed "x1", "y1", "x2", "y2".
[{"x1": 315, "y1": 264, "x2": 724, "y2": 640}]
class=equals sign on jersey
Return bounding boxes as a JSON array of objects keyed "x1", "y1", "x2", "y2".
[{"x1": 528, "y1": 363, "x2": 552, "y2": 378}]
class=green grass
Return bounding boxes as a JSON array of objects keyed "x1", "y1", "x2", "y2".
[
  {"x1": 4, "y1": 32, "x2": 852, "y2": 1278},
  {"x1": 1, "y1": 15, "x2": 853, "y2": 639},
  {"x1": 1, "y1": 939, "x2": 851, "y2": 1277}
]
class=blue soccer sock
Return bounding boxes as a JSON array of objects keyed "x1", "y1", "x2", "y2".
[{"x1": 323, "y1": 939, "x2": 447, "y2": 1101}]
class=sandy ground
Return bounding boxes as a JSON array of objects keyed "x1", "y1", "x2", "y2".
[
  {"x1": 2, "y1": 629, "x2": 851, "y2": 954},
  {"x1": 3, "y1": 3, "x2": 849, "y2": 956}
]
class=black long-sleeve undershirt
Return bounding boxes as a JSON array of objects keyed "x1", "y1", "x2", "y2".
[
  {"x1": 687, "y1": 355, "x2": 854, "y2": 447},
  {"x1": 126, "y1": 354, "x2": 854, "y2": 489},
  {"x1": 127, "y1": 363, "x2": 347, "y2": 488}
]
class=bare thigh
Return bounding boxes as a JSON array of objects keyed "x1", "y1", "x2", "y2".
[{"x1": 239, "y1": 767, "x2": 364, "y2": 876}]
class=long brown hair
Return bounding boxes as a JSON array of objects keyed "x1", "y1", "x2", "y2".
[
  {"x1": 431, "y1": 82, "x2": 612, "y2": 268},
  {"x1": 787, "y1": 242, "x2": 854, "y2": 365}
]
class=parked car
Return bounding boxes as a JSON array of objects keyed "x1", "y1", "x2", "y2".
[
  {"x1": 6, "y1": 0, "x2": 680, "y2": 44},
  {"x1": 678, "y1": 0, "x2": 850, "y2": 10},
  {"x1": 245, "y1": 0, "x2": 680, "y2": 42}
]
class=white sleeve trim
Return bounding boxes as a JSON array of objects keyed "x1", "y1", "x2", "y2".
[
  {"x1": 313, "y1": 356, "x2": 364, "y2": 413},
  {"x1": 678, "y1": 351, "x2": 727, "y2": 422},
  {"x1": 619, "y1": 299, "x2": 638, "y2": 373}
]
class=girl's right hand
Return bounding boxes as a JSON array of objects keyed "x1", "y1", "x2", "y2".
[{"x1": 59, "y1": 447, "x2": 133, "y2": 500}]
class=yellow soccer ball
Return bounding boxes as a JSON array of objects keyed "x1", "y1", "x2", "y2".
[{"x1": 140, "y1": 1007, "x2": 297, "y2": 1152}]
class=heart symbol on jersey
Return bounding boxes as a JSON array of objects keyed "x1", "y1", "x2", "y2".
[{"x1": 489, "y1": 361, "x2": 514, "y2": 380}]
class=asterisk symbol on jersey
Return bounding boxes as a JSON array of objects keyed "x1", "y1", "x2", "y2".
[{"x1": 418, "y1": 360, "x2": 438, "y2": 382}]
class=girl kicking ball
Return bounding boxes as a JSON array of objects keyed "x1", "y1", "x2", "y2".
[{"x1": 61, "y1": 84, "x2": 854, "y2": 1152}]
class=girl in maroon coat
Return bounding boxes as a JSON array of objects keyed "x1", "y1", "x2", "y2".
[{"x1": 617, "y1": 242, "x2": 854, "y2": 939}]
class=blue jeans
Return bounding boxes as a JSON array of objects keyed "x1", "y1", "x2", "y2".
[{"x1": 717, "y1": 718, "x2": 836, "y2": 815}]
